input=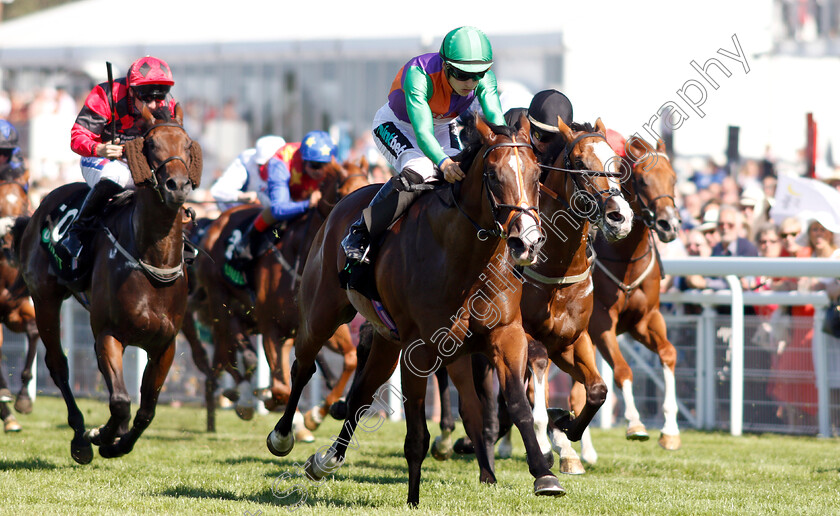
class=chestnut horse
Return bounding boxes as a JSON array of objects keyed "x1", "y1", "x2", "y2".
[
  {"x1": 0, "y1": 181, "x2": 38, "y2": 432},
  {"x1": 430, "y1": 118, "x2": 635, "y2": 474},
  {"x1": 13, "y1": 106, "x2": 201, "y2": 463},
  {"x1": 560, "y1": 135, "x2": 681, "y2": 472},
  {"x1": 192, "y1": 159, "x2": 367, "y2": 426},
  {"x1": 267, "y1": 116, "x2": 565, "y2": 507}
]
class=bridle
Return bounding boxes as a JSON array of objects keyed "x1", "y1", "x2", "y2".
[
  {"x1": 140, "y1": 122, "x2": 191, "y2": 203},
  {"x1": 622, "y1": 151, "x2": 677, "y2": 229},
  {"x1": 538, "y1": 131, "x2": 622, "y2": 224},
  {"x1": 454, "y1": 140, "x2": 541, "y2": 241},
  {"x1": 318, "y1": 170, "x2": 368, "y2": 210}
]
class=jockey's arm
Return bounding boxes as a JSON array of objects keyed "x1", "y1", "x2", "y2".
[
  {"x1": 475, "y1": 70, "x2": 506, "y2": 126},
  {"x1": 71, "y1": 83, "x2": 115, "y2": 157},
  {"x1": 404, "y1": 67, "x2": 448, "y2": 168},
  {"x1": 265, "y1": 158, "x2": 311, "y2": 222},
  {"x1": 210, "y1": 152, "x2": 251, "y2": 205}
]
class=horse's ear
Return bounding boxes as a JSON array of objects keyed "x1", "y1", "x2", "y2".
[
  {"x1": 517, "y1": 114, "x2": 531, "y2": 143},
  {"x1": 656, "y1": 138, "x2": 667, "y2": 153},
  {"x1": 475, "y1": 116, "x2": 495, "y2": 144},
  {"x1": 140, "y1": 104, "x2": 155, "y2": 125},
  {"x1": 188, "y1": 140, "x2": 203, "y2": 188},
  {"x1": 124, "y1": 138, "x2": 153, "y2": 185},
  {"x1": 594, "y1": 117, "x2": 607, "y2": 136},
  {"x1": 556, "y1": 116, "x2": 574, "y2": 142},
  {"x1": 359, "y1": 154, "x2": 369, "y2": 172},
  {"x1": 174, "y1": 103, "x2": 184, "y2": 126}
]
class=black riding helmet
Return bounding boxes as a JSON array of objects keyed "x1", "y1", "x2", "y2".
[{"x1": 527, "y1": 89, "x2": 574, "y2": 142}]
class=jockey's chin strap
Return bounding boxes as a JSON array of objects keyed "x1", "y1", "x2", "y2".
[
  {"x1": 454, "y1": 141, "x2": 539, "y2": 241},
  {"x1": 102, "y1": 225, "x2": 184, "y2": 284}
]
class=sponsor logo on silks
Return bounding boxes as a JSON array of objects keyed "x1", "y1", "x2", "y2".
[
  {"x1": 223, "y1": 263, "x2": 247, "y2": 286},
  {"x1": 375, "y1": 122, "x2": 411, "y2": 158}
]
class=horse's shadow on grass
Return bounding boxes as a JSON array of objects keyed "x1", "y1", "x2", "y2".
[
  {"x1": 222, "y1": 456, "x2": 278, "y2": 466},
  {"x1": 0, "y1": 458, "x2": 59, "y2": 470},
  {"x1": 158, "y1": 485, "x2": 385, "y2": 510}
]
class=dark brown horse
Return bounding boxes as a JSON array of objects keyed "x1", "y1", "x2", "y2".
[
  {"x1": 0, "y1": 180, "x2": 38, "y2": 432},
  {"x1": 429, "y1": 118, "x2": 634, "y2": 474},
  {"x1": 267, "y1": 115, "x2": 565, "y2": 507},
  {"x1": 191, "y1": 159, "x2": 367, "y2": 429},
  {"x1": 13, "y1": 106, "x2": 201, "y2": 463},
  {"x1": 562, "y1": 135, "x2": 681, "y2": 471}
]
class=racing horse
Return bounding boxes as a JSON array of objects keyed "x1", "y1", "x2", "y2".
[
  {"x1": 0, "y1": 180, "x2": 38, "y2": 432},
  {"x1": 560, "y1": 134, "x2": 681, "y2": 472},
  {"x1": 427, "y1": 118, "x2": 634, "y2": 473},
  {"x1": 12, "y1": 105, "x2": 201, "y2": 463},
  {"x1": 192, "y1": 158, "x2": 367, "y2": 426},
  {"x1": 267, "y1": 115, "x2": 566, "y2": 507}
]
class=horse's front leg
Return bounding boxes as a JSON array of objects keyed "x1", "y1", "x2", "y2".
[
  {"x1": 86, "y1": 334, "x2": 131, "y2": 448},
  {"x1": 491, "y1": 325, "x2": 564, "y2": 496},
  {"x1": 551, "y1": 331, "x2": 607, "y2": 442},
  {"x1": 401, "y1": 356, "x2": 431, "y2": 507},
  {"x1": 100, "y1": 341, "x2": 176, "y2": 458},
  {"x1": 307, "y1": 325, "x2": 357, "y2": 431},
  {"x1": 15, "y1": 314, "x2": 40, "y2": 414}
]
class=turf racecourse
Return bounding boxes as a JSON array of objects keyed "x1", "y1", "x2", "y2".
[{"x1": 1, "y1": 396, "x2": 838, "y2": 515}]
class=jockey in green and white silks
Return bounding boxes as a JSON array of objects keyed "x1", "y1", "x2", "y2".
[{"x1": 342, "y1": 26, "x2": 506, "y2": 264}]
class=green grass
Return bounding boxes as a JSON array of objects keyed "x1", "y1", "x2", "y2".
[{"x1": 1, "y1": 396, "x2": 839, "y2": 515}]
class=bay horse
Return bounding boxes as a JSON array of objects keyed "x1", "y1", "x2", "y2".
[
  {"x1": 192, "y1": 159, "x2": 367, "y2": 427},
  {"x1": 428, "y1": 118, "x2": 635, "y2": 474},
  {"x1": 561, "y1": 134, "x2": 681, "y2": 472},
  {"x1": 267, "y1": 115, "x2": 565, "y2": 507},
  {"x1": 0, "y1": 180, "x2": 38, "y2": 432},
  {"x1": 12, "y1": 105, "x2": 201, "y2": 463}
]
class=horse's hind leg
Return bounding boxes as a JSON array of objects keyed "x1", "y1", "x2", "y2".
[
  {"x1": 14, "y1": 313, "x2": 39, "y2": 415},
  {"x1": 0, "y1": 335, "x2": 21, "y2": 432},
  {"x1": 631, "y1": 310, "x2": 681, "y2": 450},
  {"x1": 100, "y1": 340, "x2": 176, "y2": 459},
  {"x1": 34, "y1": 295, "x2": 91, "y2": 464},
  {"x1": 86, "y1": 334, "x2": 131, "y2": 448}
]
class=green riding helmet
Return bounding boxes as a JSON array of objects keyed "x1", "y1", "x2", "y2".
[{"x1": 439, "y1": 26, "x2": 493, "y2": 74}]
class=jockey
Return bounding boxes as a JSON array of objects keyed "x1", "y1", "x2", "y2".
[
  {"x1": 209, "y1": 135, "x2": 287, "y2": 212},
  {"x1": 341, "y1": 26, "x2": 506, "y2": 263},
  {"x1": 60, "y1": 55, "x2": 179, "y2": 265},
  {"x1": 505, "y1": 89, "x2": 574, "y2": 165},
  {"x1": 231, "y1": 130, "x2": 336, "y2": 264},
  {"x1": 0, "y1": 120, "x2": 26, "y2": 188}
]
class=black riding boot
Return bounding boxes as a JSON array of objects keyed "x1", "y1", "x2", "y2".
[
  {"x1": 60, "y1": 179, "x2": 123, "y2": 267},
  {"x1": 232, "y1": 221, "x2": 261, "y2": 265},
  {"x1": 341, "y1": 169, "x2": 425, "y2": 264}
]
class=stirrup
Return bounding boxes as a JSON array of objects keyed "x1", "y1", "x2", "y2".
[{"x1": 342, "y1": 228, "x2": 371, "y2": 265}]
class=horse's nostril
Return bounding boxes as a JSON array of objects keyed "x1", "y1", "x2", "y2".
[
  {"x1": 165, "y1": 178, "x2": 178, "y2": 191},
  {"x1": 657, "y1": 219, "x2": 672, "y2": 233},
  {"x1": 606, "y1": 211, "x2": 624, "y2": 224},
  {"x1": 508, "y1": 237, "x2": 526, "y2": 253}
]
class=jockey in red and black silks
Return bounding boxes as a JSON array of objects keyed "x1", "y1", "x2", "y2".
[{"x1": 61, "y1": 55, "x2": 179, "y2": 266}]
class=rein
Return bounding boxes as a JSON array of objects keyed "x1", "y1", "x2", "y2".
[
  {"x1": 102, "y1": 225, "x2": 183, "y2": 284},
  {"x1": 453, "y1": 140, "x2": 539, "y2": 241}
]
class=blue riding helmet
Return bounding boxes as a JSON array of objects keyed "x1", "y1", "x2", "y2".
[
  {"x1": 300, "y1": 131, "x2": 336, "y2": 163},
  {"x1": 0, "y1": 120, "x2": 19, "y2": 149}
]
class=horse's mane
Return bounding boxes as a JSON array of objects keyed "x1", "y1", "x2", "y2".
[
  {"x1": 569, "y1": 121, "x2": 596, "y2": 133},
  {"x1": 454, "y1": 115, "x2": 515, "y2": 171}
]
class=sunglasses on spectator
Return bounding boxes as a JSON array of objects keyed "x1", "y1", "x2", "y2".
[
  {"x1": 446, "y1": 65, "x2": 486, "y2": 82},
  {"x1": 781, "y1": 232, "x2": 799, "y2": 238},
  {"x1": 759, "y1": 239, "x2": 779, "y2": 245},
  {"x1": 718, "y1": 221, "x2": 736, "y2": 228}
]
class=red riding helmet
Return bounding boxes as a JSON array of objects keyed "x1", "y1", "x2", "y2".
[{"x1": 127, "y1": 56, "x2": 175, "y2": 88}]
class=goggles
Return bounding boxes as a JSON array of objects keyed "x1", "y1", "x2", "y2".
[
  {"x1": 446, "y1": 64, "x2": 486, "y2": 82},
  {"x1": 132, "y1": 85, "x2": 171, "y2": 102}
]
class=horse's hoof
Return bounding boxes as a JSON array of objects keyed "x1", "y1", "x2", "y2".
[
  {"x1": 304, "y1": 450, "x2": 344, "y2": 481},
  {"x1": 533, "y1": 475, "x2": 566, "y2": 497},
  {"x1": 559, "y1": 457, "x2": 586, "y2": 475},
  {"x1": 235, "y1": 405, "x2": 255, "y2": 421},
  {"x1": 658, "y1": 433, "x2": 681, "y2": 451},
  {"x1": 543, "y1": 451, "x2": 554, "y2": 470},
  {"x1": 222, "y1": 388, "x2": 240, "y2": 403},
  {"x1": 99, "y1": 439, "x2": 125, "y2": 459},
  {"x1": 71, "y1": 439, "x2": 93, "y2": 465},
  {"x1": 328, "y1": 399, "x2": 348, "y2": 420},
  {"x1": 453, "y1": 437, "x2": 475, "y2": 455},
  {"x1": 303, "y1": 407, "x2": 323, "y2": 431},
  {"x1": 626, "y1": 424, "x2": 649, "y2": 441},
  {"x1": 0, "y1": 388, "x2": 12, "y2": 403},
  {"x1": 14, "y1": 395, "x2": 33, "y2": 415},
  {"x1": 3, "y1": 416, "x2": 21, "y2": 433},
  {"x1": 266, "y1": 430, "x2": 294, "y2": 457},
  {"x1": 430, "y1": 436, "x2": 454, "y2": 461}
]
